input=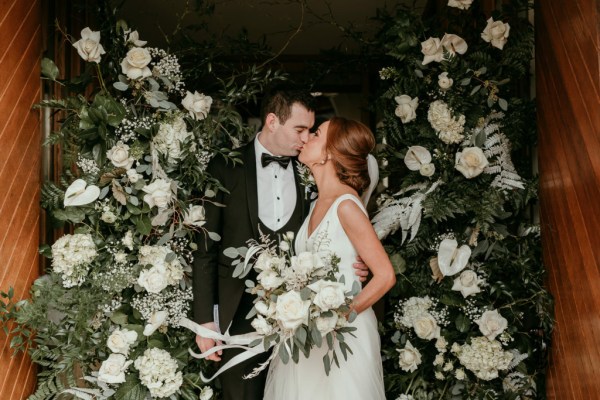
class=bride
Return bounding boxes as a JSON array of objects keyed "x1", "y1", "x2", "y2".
[{"x1": 263, "y1": 117, "x2": 396, "y2": 400}]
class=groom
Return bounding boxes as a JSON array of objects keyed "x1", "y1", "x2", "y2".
[{"x1": 193, "y1": 88, "x2": 318, "y2": 400}]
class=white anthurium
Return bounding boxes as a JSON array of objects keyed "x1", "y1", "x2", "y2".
[
  {"x1": 437, "y1": 238, "x2": 471, "y2": 276},
  {"x1": 64, "y1": 179, "x2": 100, "y2": 207},
  {"x1": 404, "y1": 146, "x2": 432, "y2": 171},
  {"x1": 143, "y1": 310, "x2": 168, "y2": 336}
]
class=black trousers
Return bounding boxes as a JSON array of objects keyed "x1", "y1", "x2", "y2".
[{"x1": 219, "y1": 291, "x2": 271, "y2": 400}]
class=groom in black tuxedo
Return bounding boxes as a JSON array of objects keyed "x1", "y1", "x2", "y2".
[{"x1": 192, "y1": 89, "x2": 317, "y2": 400}]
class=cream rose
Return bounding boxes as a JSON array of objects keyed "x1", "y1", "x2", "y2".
[
  {"x1": 309, "y1": 280, "x2": 346, "y2": 311},
  {"x1": 183, "y1": 205, "x2": 206, "y2": 227},
  {"x1": 394, "y1": 95, "x2": 419, "y2": 123},
  {"x1": 137, "y1": 265, "x2": 169, "y2": 293},
  {"x1": 251, "y1": 315, "x2": 273, "y2": 335},
  {"x1": 107, "y1": 328, "x2": 138, "y2": 355},
  {"x1": 279, "y1": 241, "x2": 290, "y2": 252},
  {"x1": 101, "y1": 210, "x2": 117, "y2": 224},
  {"x1": 421, "y1": 37, "x2": 444, "y2": 65},
  {"x1": 441, "y1": 33, "x2": 468, "y2": 56},
  {"x1": 258, "y1": 269, "x2": 284, "y2": 290},
  {"x1": 143, "y1": 310, "x2": 168, "y2": 336},
  {"x1": 142, "y1": 179, "x2": 173, "y2": 208},
  {"x1": 448, "y1": 0, "x2": 473, "y2": 9},
  {"x1": 438, "y1": 72, "x2": 454, "y2": 90},
  {"x1": 275, "y1": 291, "x2": 310, "y2": 331},
  {"x1": 476, "y1": 310, "x2": 508, "y2": 340},
  {"x1": 413, "y1": 313, "x2": 440, "y2": 340},
  {"x1": 182, "y1": 91, "x2": 213, "y2": 120},
  {"x1": 419, "y1": 163, "x2": 436, "y2": 177},
  {"x1": 481, "y1": 17, "x2": 510, "y2": 50},
  {"x1": 315, "y1": 313, "x2": 339, "y2": 334},
  {"x1": 126, "y1": 168, "x2": 142, "y2": 183},
  {"x1": 98, "y1": 354, "x2": 132, "y2": 384},
  {"x1": 121, "y1": 47, "x2": 152, "y2": 80},
  {"x1": 291, "y1": 251, "x2": 317, "y2": 275},
  {"x1": 107, "y1": 141, "x2": 134, "y2": 169},
  {"x1": 199, "y1": 386, "x2": 214, "y2": 400},
  {"x1": 397, "y1": 340, "x2": 422, "y2": 372},
  {"x1": 455, "y1": 147, "x2": 489, "y2": 179},
  {"x1": 452, "y1": 270, "x2": 482, "y2": 298},
  {"x1": 72, "y1": 27, "x2": 105, "y2": 63}
]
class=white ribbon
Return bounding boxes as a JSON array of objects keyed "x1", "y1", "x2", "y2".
[{"x1": 179, "y1": 317, "x2": 272, "y2": 382}]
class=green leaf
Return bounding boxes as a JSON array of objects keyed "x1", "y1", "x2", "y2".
[
  {"x1": 113, "y1": 81, "x2": 129, "y2": 91},
  {"x1": 110, "y1": 311, "x2": 128, "y2": 325},
  {"x1": 134, "y1": 215, "x2": 152, "y2": 235},
  {"x1": 114, "y1": 373, "x2": 148, "y2": 400},
  {"x1": 498, "y1": 98, "x2": 508, "y2": 111},
  {"x1": 278, "y1": 342, "x2": 290, "y2": 364},
  {"x1": 41, "y1": 58, "x2": 59, "y2": 80},
  {"x1": 223, "y1": 247, "x2": 239, "y2": 258},
  {"x1": 208, "y1": 231, "x2": 221, "y2": 241},
  {"x1": 323, "y1": 354, "x2": 331, "y2": 376},
  {"x1": 455, "y1": 313, "x2": 470, "y2": 333},
  {"x1": 295, "y1": 326, "x2": 307, "y2": 346}
]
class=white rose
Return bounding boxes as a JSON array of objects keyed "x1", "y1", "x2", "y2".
[
  {"x1": 251, "y1": 315, "x2": 273, "y2": 335},
  {"x1": 420, "y1": 163, "x2": 436, "y2": 177},
  {"x1": 72, "y1": 27, "x2": 105, "y2": 63},
  {"x1": 404, "y1": 146, "x2": 431, "y2": 171},
  {"x1": 394, "y1": 95, "x2": 419, "y2": 123},
  {"x1": 309, "y1": 280, "x2": 346, "y2": 311},
  {"x1": 481, "y1": 17, "x2": 511, "y2": 50},
  {"x1": 107, "y1": 328, "x2": 138, "y2": 355},
  {"x1": 183, "y1": 205, "x2": 206, "y2": 227},
  {"x1": 254, "y1": 252, "x2": 273, "y2": 271},
  {"x1": 199, "y1": 386, "x2": 214, "y2": 400},
  {"x1": 448, "y1": 0, "x2": 473, "y2": 9},
  {"x1": 126, "y1": 168, "x2": 142, "y2": 183},
  {"x1": 452, "y1": 270, "x2": 482, "y2": 298},
  {"x1": 137, "y1": 265, "x2": 169, "y2": 293},
  {"x1": 291, "y1": 251, "x2": 316, "y2": 275},
  {"x1": 441, "y1": 33, "x2": 468, "y2": 56},
  {"x1": 121, "y1": 47, "x2": 152, "y2": 80},
  {"x1": 255, "y1": 301, "x2": 270, "y2": 316},
  {"x1": 142, "y1": 179, "x2": 173, "y2": 208},
  {"x1": 98, "y1": 354, "x2": 132, "y2": 384},
  {"x1": 143, "y1": 310, "x2": 168, "y2": 336},
  {"x1": 421, "y1": 37, "x2": 444, "y2": 65},
  {"x1": 438, "y1": 72, "x2": 454, "y2": 90},
  {"x1": 258, "y1": 269, "x2": 284, "y2": 290},
  {"x1": 182, "y1": 91, "x2": 213, "y2": 120},
  {"x1": 476, "y1": 310, "x2": 508, "y2": 340},
  {"x1": 275, "y1": 291, "x2": 310, "y2": 331},
  {"x1": 279, "y1": 241, "x2": 290, "y2": 252},
  {"x1": 397, "y1": 340, "x2": 422, "y2": 372},
  {"x1": 284, "y1": 231, "x2": 295, "y2": 241},
  {"x1": 107, "y1": 141, "x2": 134, "y2": 169},
  {"x1": 101, "y1": 210, "x2": 117, "y2": 223},
  {"x1": 455, "y1": 147, "x2": 489, "y2": 179},
  {"x1": 315, "y1": 313, "x2": 338, "y2": 334},
  {"x1": 413, "y1": 313, "x2": 440, "y2": 340}
]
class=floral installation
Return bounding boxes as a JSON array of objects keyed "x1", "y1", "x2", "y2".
[
  {"x1": 185, "y1": 230, "x2": 360, "y2": 377},
  {"x1": 373, "y1": 1, "x2": 552, "y2": 399},
  {"x1": 0, "y1": 15, "x2": 283, "y2": 399}
]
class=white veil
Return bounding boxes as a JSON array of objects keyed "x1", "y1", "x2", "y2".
[{"x1": 360, "y1": 154, "x2": 379, "y2": 206}]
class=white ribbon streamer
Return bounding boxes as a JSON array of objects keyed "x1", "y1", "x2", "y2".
[{"x1": 179, "y1": 317, "x2": 272, "y2": 382}]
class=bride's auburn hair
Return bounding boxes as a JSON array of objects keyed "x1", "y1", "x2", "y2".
[{"x1": 325, "y1": 117, "x2": 375, "y2": 194}]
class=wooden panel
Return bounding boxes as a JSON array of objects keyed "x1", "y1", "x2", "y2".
[
  {"x1": 0, "y1": 0, "x2": 41, "y2": 398},
  {"x1": 536, "y1": 0, "x2": 600, "y2": 398}
]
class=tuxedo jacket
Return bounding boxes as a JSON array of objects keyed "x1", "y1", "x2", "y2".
[{"x1": 192, "y1": 142, "x2": 311, "y2": 331}]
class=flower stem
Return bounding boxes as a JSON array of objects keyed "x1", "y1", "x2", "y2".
[{"x1": 96, "y1": 64, "x2": 108, "y2": 93}]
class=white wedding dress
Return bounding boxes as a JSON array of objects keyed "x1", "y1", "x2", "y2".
[{"x1": 263, "y1": 194, "x2": 385, "y2": 400}]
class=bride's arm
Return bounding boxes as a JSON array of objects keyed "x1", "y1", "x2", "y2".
[{"x1": 337, "y1": 200, "x2": 396, "y2": 314}]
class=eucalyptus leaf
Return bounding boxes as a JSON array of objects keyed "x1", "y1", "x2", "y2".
[{"x1": 41, "y1": 58, "x2": 59, "y2": 80}]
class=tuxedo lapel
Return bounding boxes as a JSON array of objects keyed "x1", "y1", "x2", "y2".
[
  {"x1": 243, "y1": 143, "x2": 260, "y2": 239},
  {"x1": 292, "y1": 159, "x2": 310, "y2": 220}
]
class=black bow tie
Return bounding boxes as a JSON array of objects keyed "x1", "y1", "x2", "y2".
[{"x1": 261, "y1": 153, "x2": 291, "y2": 169}]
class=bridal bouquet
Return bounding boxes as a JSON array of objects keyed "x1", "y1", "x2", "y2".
[{"x1": 226, "y1": 231, "x2": 360, "y2": 376}]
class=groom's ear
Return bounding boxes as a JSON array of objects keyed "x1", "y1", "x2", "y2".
[{"x1": 265, "y1": 113, "x2": 278, "y2": 131}]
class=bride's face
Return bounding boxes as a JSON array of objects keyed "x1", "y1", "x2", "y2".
[{"x1": 299, "y1": 120, "x2": 329, "y2": 166}]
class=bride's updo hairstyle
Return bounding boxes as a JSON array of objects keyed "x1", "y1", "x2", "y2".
[{"x1": 325, "y1": 117, "x2": 375, "y2": 194}]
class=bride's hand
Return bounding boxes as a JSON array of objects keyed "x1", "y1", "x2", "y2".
[
  {"x1": 353, "y1": 256, "x2": 369, "y2": 283},
  {"x1": 195, "y1": 322, "x2": 223, "y2": 362}
]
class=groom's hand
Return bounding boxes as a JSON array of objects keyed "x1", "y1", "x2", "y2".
[
  {"x1": 353, "y1": 256, "x2": 369, "y2": 282},
  {"x1": 196, "y1": 322, "x2": 223, "y2": 362}
]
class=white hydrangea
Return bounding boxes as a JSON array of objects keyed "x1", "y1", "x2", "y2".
[
  {"x1": 427, "y1": 100, "x2": 466, "y2": 144},
  {"x1": 134, "y1": 348, "x2": 183, "y2": 398},
  {"x1": 395, "y1": 296, "x2": 433, "y2": 328},
  {"x1": 153, "y1": 115, "x2": 194, "y2": 165},
  {"x1": 51, "y1": 233, "x2": 97, "y2": 287},
  {"x1": 454, "y1": 336, "x2": 513, "y2": 380}
]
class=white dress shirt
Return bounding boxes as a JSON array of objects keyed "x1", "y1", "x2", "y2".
[{"x1": 254, "y1": 134, "x2": 297, "y2": 231}]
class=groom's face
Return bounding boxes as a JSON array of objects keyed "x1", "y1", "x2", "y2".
[{"x1": 271, "y1": 103, "x2": 315, "y2": 156}]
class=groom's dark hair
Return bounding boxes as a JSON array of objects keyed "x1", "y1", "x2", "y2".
[{"x1": 260, "y1": 85, "x2": 316, "y2": 125}]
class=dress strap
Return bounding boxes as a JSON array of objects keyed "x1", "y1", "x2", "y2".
[{"x1": 333, "y1": 193, "x2": 368, "y2": 217}]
